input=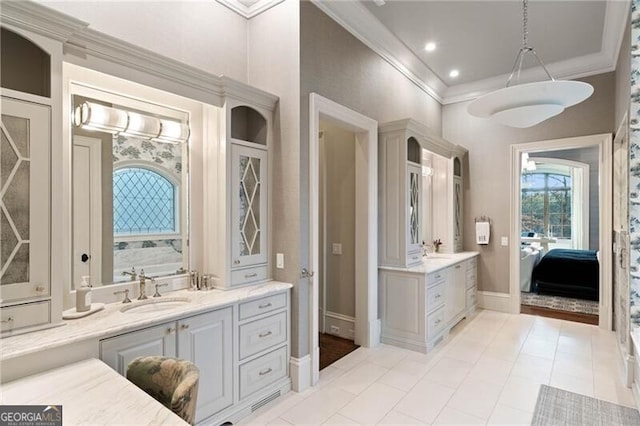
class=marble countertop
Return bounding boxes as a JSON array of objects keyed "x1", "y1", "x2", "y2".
[
  {"x1": 379, "y1": 251, "x2": 479, "y2": 274},
  {"x1": 0, "y1": 358, "x2": 187, "y2": 425},
  {"x1": 1, "y1": 281, "x2": 292, "y2": 362}
]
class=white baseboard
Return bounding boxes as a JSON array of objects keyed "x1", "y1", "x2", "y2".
[
  {"x1": 324, "y1": 311, "x2": 355, "y2": 340},
  {"x1": 289, "y1": 355, "x2": 311, "y2": 392},
  {"x1": 477, "y1": 291, "x2": 511, "y2": 313}
]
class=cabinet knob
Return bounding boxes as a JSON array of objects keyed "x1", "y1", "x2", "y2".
[
  {"x1": 180, "y1": 324, "x2": 190, "y2": 330},
  {"x1": 166, "y1": 327, "x2": 176, "y2": 334},
  {"x1": 1, "y1": 317, "x2": 14, "y2": 324},
  {"x1": 435, "y1": 294, "x2": 441, "y2": 299},
  {"x1": 435, "y1": 319, "x2": 442, "y2": 325},
  {"x1": 455, "y1": 265, "x2": 461, "y2": 269},
  {"x1": 258, "y1": 330, "x2": 273, "y2": 338},
  {"x1": 35, "y1": 285, "x2": 45, "y2": 293},
  {"x1": 259, "y1": 368, "x2": 273, "y2": 376},
  {"x1": 234, "y1": 260, "x2": 240, "y2": 265}
]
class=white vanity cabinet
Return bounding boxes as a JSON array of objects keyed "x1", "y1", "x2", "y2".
[
  {"x1": 100, "y1": 307, "x2": 234, "y2": 423},
  {"x1": 379, "y1": 254, "x2": 478, "y2": 353},
  {"x1": 465, "y1": 257, "x2": 478, "y2": 314},
  {"x1": 205, "y1": 99, "x2": 274, "y2": 290}
]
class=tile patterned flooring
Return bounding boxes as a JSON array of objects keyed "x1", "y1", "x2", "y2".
[{"x1": 238, "y1": 310, "x2": 636, "y2": 425}]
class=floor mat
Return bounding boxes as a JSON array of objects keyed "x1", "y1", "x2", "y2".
[
  {"x1": 532, "y1": 385, "x2": 640, "y2": 426},
  {"x1": 521, "y1": 292, "x2": 599, "y2": 315},
  {"x1": 319, "y1": 333, "x2": 359, "y2": 370}
]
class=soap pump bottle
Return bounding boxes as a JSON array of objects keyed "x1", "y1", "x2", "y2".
[{"x1": 76, "y1": 276, "x2": 92, "y2": 313}]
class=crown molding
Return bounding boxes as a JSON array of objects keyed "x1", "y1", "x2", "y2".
[
  {"x1": 216, "y1": 0, "x2": 285, "y2": 19},
  {"x1": 310, "y1": 0, "x2": 446, "y2": 104},
  {"x1": 316, "y1": 0, "x2": 630, "y2": 106},
  {"x1": 0, "y1": 0, "x2": 87, "y2": 41}
]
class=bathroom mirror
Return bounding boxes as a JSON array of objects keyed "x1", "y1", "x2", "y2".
[{"x1": 71, "y1": 96, "x2": 189, "y2": 288}]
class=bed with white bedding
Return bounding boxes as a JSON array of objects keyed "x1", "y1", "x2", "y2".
[{"x1": 520, "y1": 246, "x2": 544, "y2": 292}]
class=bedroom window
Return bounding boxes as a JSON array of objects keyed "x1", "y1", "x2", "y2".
[{"x1": 521, "y1": 172, "x2": 572, "y2": 239}]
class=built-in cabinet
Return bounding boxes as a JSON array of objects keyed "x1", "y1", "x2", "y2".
[
  {"x1": 379, "y1": 255, "x2": 478, "y2": 353},
  {"x1": 100, "y1": 291, "x2": 289, "y2": 425},
  {"x1": 453, "y1": 157, "x2": 464, "y2": 252},
  {"x1": 206, "y1": 101, "x2": 273, "y2": 290}
]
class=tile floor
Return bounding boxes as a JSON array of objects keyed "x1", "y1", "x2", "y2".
[{"x1": 238, "y1": 310, "x2": 636, "y2": 425}]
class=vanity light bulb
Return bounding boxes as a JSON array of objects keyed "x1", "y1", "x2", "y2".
[
  {"x1": 156, "y1": 119, "x2": 189, "y2": 144},
  {"x1": 123, "y1": 111, "x2": 161, "y2": 139},
  {"x1": 74, "y1": 102, "x2": 128, "y2": 134}
]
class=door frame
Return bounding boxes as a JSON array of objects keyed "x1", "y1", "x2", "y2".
[
  {"x1": 309, "y1": 93, "x2": 379, "y2": 385},
  {"x1": 509, "y1": 133, "x2": 613, "y2": 330}
]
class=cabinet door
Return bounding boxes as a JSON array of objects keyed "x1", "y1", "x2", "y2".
[
  {"x1": 100, "y1": 322, "x2": 177, "y2": 375},
  {"x1": 407, "y1": 163, "x2": 422, "y2": 258},
  {"x1": 444, "y1": 265, "x2": 466, "y2": 324},
  {"x1": 178, "y1": 307, "x2": 233, "y2": 422},
  {"x1": 453, "y1": 176, "x2": 463, "y2": 252},
  {"x1": 231, "y1": 144, "x2": 268, "y2": 268},
  {"x1": 0, "y1": 97, "x2": 50, "y2": 303}
]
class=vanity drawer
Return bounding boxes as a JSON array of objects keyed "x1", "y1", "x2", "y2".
[
  {"x1": 427, "y1": 306, "x2": 446, "y2": 338},
  {"x1": 406, "y1": 250, "x2": 422, "y2": 266},
  {"x1": 426, "y1": 283, "x2": 445, "y2": 312},
  {"x1": 231, "y1": 265, "x2": 268, "y2": 287},
  {"x1": 239, "y1": 292, "x2": 287, "y2": 320},
  {"x1": 239, "y1": 311, "x2": 287, "y2": 359},
  {"x1": 466, "y1": 287, "x2": 477, "y2": 309},
  {"x1": 427, "y1": 270, "x2": 446, "y2": 286},
  {"x1": 1, "y1": 301, "x2": 50, "y2": 334},
  {"x1": 239, "y1": 346, "x2": 287, "y2": 400}
]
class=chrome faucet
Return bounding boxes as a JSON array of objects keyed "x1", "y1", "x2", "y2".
[
  {"x1": 122, "y1": 267, "x2": 137, "y2": 281},
  {"x1": 138, "y1": 269, "x2": 148, "y2": 300}
]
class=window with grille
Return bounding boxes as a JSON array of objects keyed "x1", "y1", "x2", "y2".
[
  {"x1": 521, "y1": 172, "x2": 572, "y2": 238},
  {"x1": 113, "y1": 167, "x2": 177, "y2": 235}
]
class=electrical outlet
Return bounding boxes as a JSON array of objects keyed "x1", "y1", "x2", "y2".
[
  {"x1": 332, "y1": 243, "x2": 342, "y2": 255},
  {"x1": 330, "y1": 325, "x2": 340, "y2": 334}
]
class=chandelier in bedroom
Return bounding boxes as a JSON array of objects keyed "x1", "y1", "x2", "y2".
[{"x1": 467, "y1": 0, "x2": 593, "y2": 128}]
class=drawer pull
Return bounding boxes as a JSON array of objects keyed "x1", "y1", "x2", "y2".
[
  {"x1": 166, "y1": 327, "x2": 176, "y2": 334},
  {"x1": 258, "y1": 303, "x2": 272, "y2": 309},
  {"x1": 435, "y1": 319, "x2": 442, "y2": 325},
  {"x1": 435, "y1": 294, "x2": 441, "y2": 299},
  {"x1": 1, "y1": 317, "x2": 14, "y2": 324},
  {"x1": 259, "y1": 368, "x2": 273, "y2": 376},
  {"x1": 245, "y1": 273, "x2": 258, "y2": 278},
  {"x1": 258, "y1": 331, "x2": 273, "y2": 338},
  {"x1": 234, "y1": 259, "x2": 240, "y2": 265},
  {"x1": 435, "y1": 274, "x2": 441, "y2": 280},
  {"x1": 455, "y1": 265, "x2": 461, "y2": 269},
  {"x1": 412, "y1": 256, "x2": 419, "y2": 260},
  {"x1": 35, "y1": 285, "x2": 45, "y2": 292},
  {"x1": 180, "y1": 324, "x2": 190, "y2": 330}
]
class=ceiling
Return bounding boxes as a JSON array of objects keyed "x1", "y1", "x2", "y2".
[{"x1": 315, "y1": 0, "x2": 629, "y2": 104}]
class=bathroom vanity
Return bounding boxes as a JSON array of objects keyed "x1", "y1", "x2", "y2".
[{"x1": 379, "y1": 252, "x2": 478, "y2": 353}]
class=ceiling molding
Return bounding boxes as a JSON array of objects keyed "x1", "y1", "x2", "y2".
[
  {"x1": 317, "y1": 0, "x2": 630, "y2": 106},
  {"x1": 216, "y1": 0, "x2": 285, "y2": 19},
  {"x1": 311, "y1": 0, "x2": 446, "y2": 104},
  {"x1": 0, "y1": 0, "x2": 87, "y2": 41}
]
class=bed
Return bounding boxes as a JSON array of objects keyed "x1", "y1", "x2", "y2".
[
  {"x1": 520, "y1": 247, "x2": 544, "y2": 292},
  {"x1": 531, "y1": 249, "x2": 599, "y2": 301}
]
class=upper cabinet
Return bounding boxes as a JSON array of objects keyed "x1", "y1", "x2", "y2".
[
  {"x1": 379, "y1": 119, "x2": 467, "y2": 265},
  {"x1": 205, "y1": 99, "x2": 275, "y2": 290}
]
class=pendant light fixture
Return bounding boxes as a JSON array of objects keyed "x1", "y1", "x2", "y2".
[{"x1": 467, "y1": 0, "x2": 593, "y2": 128}]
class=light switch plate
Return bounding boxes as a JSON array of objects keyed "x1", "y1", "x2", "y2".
[
  {"x1": 332, "y1": 243, "x2": 342, "y2": 255},
  {"x1": 501, "y1": 237, "x2": 509, "y2": 246},
  {"x1": 276, "y1": 253, "x2": 284, "y2": 269}
]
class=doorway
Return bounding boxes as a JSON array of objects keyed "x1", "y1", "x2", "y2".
[
  {"x1": 509, "y1": 134, "x2": 613, "y2": 330},
  {"x1": 309, "y1": 93, "x2": 379, "y2": 385}
]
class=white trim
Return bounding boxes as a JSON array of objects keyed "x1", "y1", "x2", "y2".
[
  {"x1": 477, "y1": 291, "x2": 512, "y2": 313},
  {"x1": 509, "y1": 134, "x2": 613, "y2": 330},
  {"x1": 289, "y1": 355, "x2": 311, "y2": 393},
  {"x1": 324, "y1": 311, "x2": 355, "y2": 341},
  {"x1": 216, "y1": 0, "x2": 286, "y2": 19},
  {"x1": 311, "y1": 0, "x2": 629, "y2": 105},
  {"x1": 309, "y1": 93, "x2": 379, "y2": 387}
]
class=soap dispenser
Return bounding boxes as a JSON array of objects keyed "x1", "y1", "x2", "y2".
[{"x1": 76, "y1": 276, "x2": 92, "y2": 312}]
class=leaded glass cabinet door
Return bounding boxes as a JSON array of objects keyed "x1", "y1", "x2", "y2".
[
  {"x1": 407, "y1": 163, "x2": 422, "y2": 260},
  {"x1": 454, "y1": 176, "x2": 463, "y2": 252},
  {"x1": 0, "y1": 97, "x2": 50, "y2": 303},
  {"x1": 231, "y1": 144, "x2": 268, "y2": 268}
]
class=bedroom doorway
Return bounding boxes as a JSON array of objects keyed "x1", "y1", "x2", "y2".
[{"x1": 509, "y1": 134, "x2": 613, "y2": 330}]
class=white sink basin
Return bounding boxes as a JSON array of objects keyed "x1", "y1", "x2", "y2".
[{"x1": 120, "y1": 297, "x2": 191, "y2": 314}]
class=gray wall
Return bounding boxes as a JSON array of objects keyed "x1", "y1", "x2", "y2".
[
  {"x1": 320, "y1": 122, "x2": 356, "y2": 318},
  {"x1": 443, "y1": 72, "x2": 615, "y2": 294},
  {"x1": 529, "y1": 147, "x2": 599, "y2": 250}
]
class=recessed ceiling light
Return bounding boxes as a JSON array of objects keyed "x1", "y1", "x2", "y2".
[
  {"x1": 449, "y1": 69, "x2": 459, "y2": 78},
  {"x1": 425, "y1": 42, "x2": 436, "y2": 52}
]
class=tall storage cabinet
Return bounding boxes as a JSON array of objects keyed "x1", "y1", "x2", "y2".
[
  {"x1": 205, "y1": 94, "x2": 276, "y2": 290},
  {"x1": 453, "y1": 156, "x2": 464, "y2": 252}
]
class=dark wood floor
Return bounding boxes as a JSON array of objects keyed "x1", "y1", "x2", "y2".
[
  {"x1": 319, "y1": 333, "x2": 359, "y2": 370},
  {"x1": 520, "y1": 304, "x2": 599, "y2": 325}
]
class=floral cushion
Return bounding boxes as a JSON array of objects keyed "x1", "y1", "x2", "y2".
[{"x1": 127, "y1": 356, "x2": 199, "y2": 425}]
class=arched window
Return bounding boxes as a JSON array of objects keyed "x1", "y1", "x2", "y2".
[{"x1": 113, "y1": 167, "x2": 177, "y2": 235}]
